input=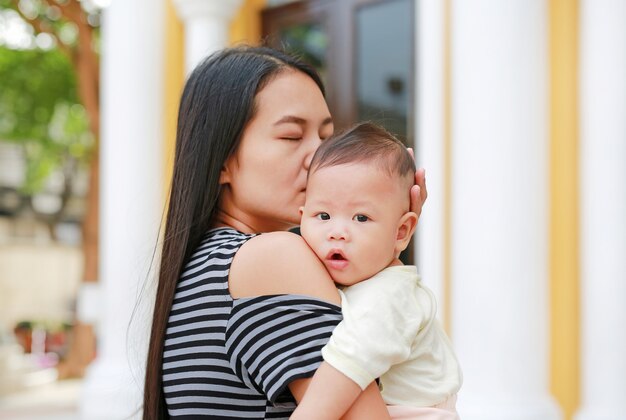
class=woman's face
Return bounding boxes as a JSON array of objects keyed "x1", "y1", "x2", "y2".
[{"x1": 219, "y1": 70, "x2": 334, "y2": 233}]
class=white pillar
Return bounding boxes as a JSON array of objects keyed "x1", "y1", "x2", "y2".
[
  {"x1": 79, "y1": 0, "x2": 164, "y2": 418},
  {"x1": 575, "y1": 1, "x2": 626, "y2": 419},
  {"x1": 173, "y1": 0, "x2": 244, "y2": 74},
  {"x1": 416, "y1": 0, "x2": 446, "y2": 318},
  {"x1": 450, "y1": 1, "x2": 561, "y2": 418}
]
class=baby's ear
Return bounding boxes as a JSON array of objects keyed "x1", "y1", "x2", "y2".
[
  {"x1": 299, "y1": 206, "x2": 304, "y2": 217},
  {"x1": 395, "y1": 211, "x2": 418, "y2": 254}
]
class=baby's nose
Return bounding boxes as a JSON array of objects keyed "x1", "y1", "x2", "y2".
[{"x1": 329, "y1": 224, "x2": 348, "y2": 240}]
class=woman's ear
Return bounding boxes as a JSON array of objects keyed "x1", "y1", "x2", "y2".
[
  {"x1": 219, "y1": 155, "x2": 235, "y2": 185},
  {"x1": 219, "y1": 166, "x2": 231, "y2": 185},
  {"x1": 395, "y1": 211, "x2": 418, "y2": 255}
]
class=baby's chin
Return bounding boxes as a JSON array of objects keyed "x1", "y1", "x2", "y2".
[
  {"x1": 331, "y1": 275, "x2": 365, "y2": 287},
  {"x1": 332, "y1": 268, "x2": 385, "y2": 286}
]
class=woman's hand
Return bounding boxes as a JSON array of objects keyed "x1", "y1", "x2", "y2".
[{"x1": 407, "y1": 148, "x2": 428, "y2": 219}]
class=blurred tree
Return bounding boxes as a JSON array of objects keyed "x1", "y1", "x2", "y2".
[
  {"x1": 0, "y1": 0, "x2": 101, "y2": 377},
  {"x1": 0, "y1": 46, "x2": 92, "y2": 218}
]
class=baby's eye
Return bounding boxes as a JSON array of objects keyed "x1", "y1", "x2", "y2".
[
  {"x1": 353, "y1": 214, "x2": 369, "y2": 222},
  {"x1": 317, "y1": 212, "x2": 330, "y2": 220}
]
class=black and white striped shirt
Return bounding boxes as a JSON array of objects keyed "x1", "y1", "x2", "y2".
[{"x1": 163, "y1": 228, "x2": 342, "y2": 418}]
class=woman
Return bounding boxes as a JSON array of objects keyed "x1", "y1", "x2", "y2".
[{"x1": 144, "y1": 46, "x2": 427, "y2": 419}]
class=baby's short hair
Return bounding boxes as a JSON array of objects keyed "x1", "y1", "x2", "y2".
[{"x1": 309, "y1": 122, "x2": 416, "y2": 182}]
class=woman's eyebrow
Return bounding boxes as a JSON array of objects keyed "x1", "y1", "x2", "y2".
[
  {"x1": 274, "y1": 115, "x2": 305, "y2": 126},
  {"x1": 273, "y1": 116, "x2": 334, "y2": 126}
]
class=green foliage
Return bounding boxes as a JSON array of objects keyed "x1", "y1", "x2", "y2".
[
  {"x1": 279, "y1": 23, "x2": 327, "y2": 75},
  {"x1": 0, "y1": 46, "x2": 77, "y2": 137},
  {"x1": 0, "y1": 45, "x2": 93, "y2": 194}
]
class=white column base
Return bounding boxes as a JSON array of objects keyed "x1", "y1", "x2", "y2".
[
  {"x1": 80, "y1": 360, "x2": 143, "y2": 420},
  {"x1": 450, "y1": 1, "x2": 555, "y2": 417},
  {"x1": 576, "y1": 1, "x2": 626, "y2": 418},
  {"x1": 80, "y1": 0, "x2": 163, "y2": 416},
  {"x1": 575, "y1": 408, "x2": 626, "y2": 420}
]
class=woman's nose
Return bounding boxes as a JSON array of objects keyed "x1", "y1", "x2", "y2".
[{"x1": 303, "y1": 137, "x2": 322, "y2": 171}]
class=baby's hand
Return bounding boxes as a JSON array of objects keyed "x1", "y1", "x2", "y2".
[{"x1": 407, "y1": 148, "x2": 427, "y2": 219}]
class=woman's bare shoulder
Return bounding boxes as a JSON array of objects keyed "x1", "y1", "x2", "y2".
[{"x1": 229, "y1": 231, "x2": 340, "y2": 305}]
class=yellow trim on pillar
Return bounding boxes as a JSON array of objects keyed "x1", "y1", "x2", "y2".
[
  {"x1": 163, "y1": 0, "x2": 184, "y2": 192},
  {"x1": 163, "y1": 0, "x2": 267, "y2": 191},
  {"x1": 230, "y1": 0, "x2": 268, "y2": 45},
  {"x1": 549, "y1": 0, "x2": 580, "y2": 417},
  {"x1": 442, "y1": 0, "x2": 452, "y2": 334}
]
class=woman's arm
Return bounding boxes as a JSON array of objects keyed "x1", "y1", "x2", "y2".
[{"x1": 228, "y1": 232, "x2": 389, "y2": 419}]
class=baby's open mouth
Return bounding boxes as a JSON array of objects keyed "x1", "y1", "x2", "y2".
[
  {"x1": 326, "y1": 249, "x2": 347, "y2": 261},
  {"x1": 326, "y1": 250, "x2": 349, "y2": 271}
]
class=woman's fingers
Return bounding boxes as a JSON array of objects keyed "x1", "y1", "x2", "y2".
[
  {"x1": 406, "y1": 147, "x2": 427, "y2": 218},
  {"x1": 416, "y1": 167, "x2": 427, "y2": 204},
  {"x1": 410, "y1": 168, "x2": 427, "y2": 218}
]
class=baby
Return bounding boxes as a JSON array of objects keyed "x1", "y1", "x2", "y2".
[{"x1": 294, "y1": 122, "x2": 462, "y2": 419}]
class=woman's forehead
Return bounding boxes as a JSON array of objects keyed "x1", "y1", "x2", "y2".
[{"x1": 254, "y1": 71, "x2": 329, "y2": 119}]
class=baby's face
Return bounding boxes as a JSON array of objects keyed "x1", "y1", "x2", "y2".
[{"x1": 300, "y1": 162, "x2": 409, "y2": 286}]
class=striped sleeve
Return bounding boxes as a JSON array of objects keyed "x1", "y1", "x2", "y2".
[{"x1": 225, "y1": 295, "x2": 342, "y2": 404}]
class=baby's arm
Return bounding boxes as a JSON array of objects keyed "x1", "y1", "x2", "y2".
[{"x1": 290, "y1": 361, "x2": 373, "y2": 420}]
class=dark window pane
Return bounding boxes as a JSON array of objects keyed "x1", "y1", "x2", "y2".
[
  {"x1": 356, "y1": 0, "x2": 412, "y2": 145},
  {"x1": 277, "y1": 23, "x2": 329, "y2": 87}
]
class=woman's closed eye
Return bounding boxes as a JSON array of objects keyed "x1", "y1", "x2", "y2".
[
  {"x1": 278, "y1": 131, "x2": 304, "y2": 141},
  {"x1": 319, "y1": 131, "x2": 333, "y2": 142},
  {"x1": 319, "y1": 119, "x2": 334, "y2": 140},
  {"x1": 353, "y1": 214, "x2": 369, "y2": 222}
]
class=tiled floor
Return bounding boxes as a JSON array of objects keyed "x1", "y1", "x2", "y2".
[{"x1": 0, "y1": 379, "x2": 81, "y2": 420}]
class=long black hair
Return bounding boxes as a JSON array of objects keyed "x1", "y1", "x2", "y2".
[{"x1": 143, "y1": 46, "x2": 325, "y2": 419}]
